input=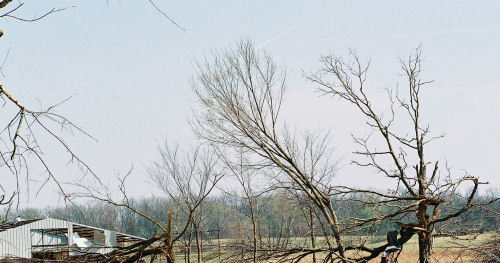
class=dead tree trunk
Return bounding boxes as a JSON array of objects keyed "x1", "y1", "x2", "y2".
[
  {"x1": 165, "y1": 210, "x2": 175, "y2": 263},
  {"x1": 417, "y1": 232, "x2": 431, "y2": 263},
  {"x1": 417, "y1": 204, "x2": 431, "y2": 263}
]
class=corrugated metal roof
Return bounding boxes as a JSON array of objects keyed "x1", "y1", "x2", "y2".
[
  {"x1": 0, "y1": 219, "x2": 42, "y2": 233},
  {"x1": 72, "y1": 223, "x2": 145, "y2": 243}
]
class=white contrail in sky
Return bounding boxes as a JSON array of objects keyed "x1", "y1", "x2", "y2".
[
  {"x1": 295, "y1": 26, "x2": 500, "y2": 44},
  {"x1": 257, "y1": 23, "x2": 301, "y2": 49}
]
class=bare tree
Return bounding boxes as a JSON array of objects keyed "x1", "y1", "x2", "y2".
[
  {"x1": 307, "y1": 47, "x2": 499, "y2": 263},
  {"x1": 192, "y1": 40, "x2": 348, "y2": 262},
  {"x1": 0, "y1": 81, "x2": 99, "y2": 216},
  {"x1": 75, "y1": 142, "x2": 223, "y2": 262},
  {"x1": 277, "y1": 131, "x2": 337, "y2": 258},
  {"x1": 0, "y1": 1, "x2": 92, "y2": 213},
  {"x1": 0, "y1": 0, "x2": 183, "y2": 218},
  {"x1": 0, "y1": 1, "x2": 191, "y2": 262},
  {"x1": 191, "y1": 40, "x2": 499, "y2": 263},
  {"x1": 219, "y1": 148, "x2": 265, "y2": 263},
  {"x1": 149, "y1": 141, "x2": 224, "y2": 263}
]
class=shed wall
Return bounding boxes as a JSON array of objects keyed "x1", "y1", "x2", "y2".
[{"x1": 0, "y1": 218, "x2": 68, "y2": 258}]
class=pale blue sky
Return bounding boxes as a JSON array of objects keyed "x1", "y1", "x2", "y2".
[{"x1": 1, "y1": 0, "x2": 499, "y2": 207}]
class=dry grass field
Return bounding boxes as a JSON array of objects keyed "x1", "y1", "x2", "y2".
[
  {"x1": 367, "y1": 234, "x2": 481, "y2": 263},
  {"x1": 164, "y1": 233, "x2": 489, "y2": 262},
  {"x1": 262, "y1": 234, "x2": 487, "y2": 263}
]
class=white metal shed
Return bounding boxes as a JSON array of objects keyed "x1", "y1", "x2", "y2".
[{"x1": 0, "y1": 218, "x2": 144, "y2": 259}]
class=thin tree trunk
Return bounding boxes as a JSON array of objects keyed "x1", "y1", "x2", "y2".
[
  {"x1": 195, "y1": 224, "x2": 203, "y2": 263},
  {"x1": 268, "y1": 221, "x2": 271, "y2": 246},
  {"x1": 310, "y1": 205, "x2": 317, "y2": 263},
  {"x1": 250, "y1": 202, "x2": 258, "y2": 263},
  {"x1": 187, "y1": 230, "x2": 192, "y2": 263}
]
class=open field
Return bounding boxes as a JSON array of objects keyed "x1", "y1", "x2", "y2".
[
  {"x1": 141, "y1": 234, "x2": 491, "y2": 263},
  {"x1": 342, "y1": 234, "x2": 488, "y2": 263},
  {"x1": 171, "y1": 233, "x2": 490, "y2": 263},
  {"x1": 348, "y1": 234, "x2": 484, "y2": 263}
]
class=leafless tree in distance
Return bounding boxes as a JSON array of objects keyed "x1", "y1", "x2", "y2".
[
  {"x1": 75, "y1": 142, "x2": 223, "y2": 262},
  {"x1": 219, "y1": 147, "x2": 266, "y2": 263},
  {"x1": 149, "y1": 141, "x2": 224, "y2": 262}
]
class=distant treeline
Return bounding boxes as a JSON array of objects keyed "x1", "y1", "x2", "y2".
[{"x1": 11, "y1": 192, "x2": 500, "y2": 239}]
